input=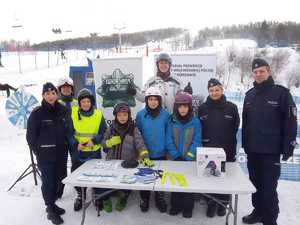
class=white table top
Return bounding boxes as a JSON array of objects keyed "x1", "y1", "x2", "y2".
[
  {"x1": 63, "y1": 159, "x2": 255, "y2": 195},
  {"x1": 154, "y1": 161, "x2": 256, "y2": 194},
  {"x1": 63, "y1": 159, "x2": 160, "y2": 191}
]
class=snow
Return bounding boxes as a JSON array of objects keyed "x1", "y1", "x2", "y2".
[{"x1": 0, "y1": 47, "x2": 300, "y2": 225}]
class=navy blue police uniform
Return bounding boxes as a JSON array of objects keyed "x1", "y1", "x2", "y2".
[
  {"x1": 26, "y1": 100, "x2": 69, "y2": 208},
  {"x1": 242, "y1": 76, "x2": 297, "y2": 225}
]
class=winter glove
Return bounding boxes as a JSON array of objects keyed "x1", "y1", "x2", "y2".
[
  {"x1": 184, "y1": 151, "x2": 195, "y2": 161},
  {"x1": 127, "y1": 81, "x2": 137, "y2": 96},
  {"x1": 183, "y1": 82, "x2": 193, "y2": 95},
  {"x1": 141, "y1": 158, "x2": 155, "y2": 167},
  {"x1": 105, "y1": 136, "x2": 121, "y2": 148}
]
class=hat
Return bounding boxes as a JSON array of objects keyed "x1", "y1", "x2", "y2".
[
  {"x1": 42, "y1": 82, "x2": 58, "y2": 94},
  {"x1": 207, "y1": 78, "x2": 222, "y2": 89},
  {"x1": 252, "y1": 58, "x2": 269, "y2": 71},
  {"x1": 113, "y1": 102, "x2": 131, "y2": 116},
  {"x1": 77, "y1": 88, "x2": 95, "y2": 106},
  {"x1": 174, "y1": 92, "x2": 192, "y2": 105}
]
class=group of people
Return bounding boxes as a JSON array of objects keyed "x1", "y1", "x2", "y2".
[{"x1": 26, "y1": 53, "x2": 297, "y2": 225}]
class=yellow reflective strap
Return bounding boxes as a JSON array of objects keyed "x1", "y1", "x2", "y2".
[
  {"x1": 160, "y1": 172, "x2": 167, "y2": 185},
  {"x1": 173, "y1": 173, "x2": 188, "y2": 187},
  {"x1": 169, "y1": 173, "x2": 176, "y2": 185}
]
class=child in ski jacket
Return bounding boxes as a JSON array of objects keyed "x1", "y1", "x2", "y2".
[
  {"x1": 166, "y1": 92, "x2": 202, "y2": 218},
  {"x1": 136, "y1": 86, "x2": 170, "y2": 213}
]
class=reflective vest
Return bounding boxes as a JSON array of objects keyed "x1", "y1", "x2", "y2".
[{"x1": 71, "y1": 108, "x2": 103, "y2": 152}]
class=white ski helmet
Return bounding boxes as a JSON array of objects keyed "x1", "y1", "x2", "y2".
[
  {"x1": 57, "y1": 77, "x2": 74, "y2": 89},
  {"x1": 145, "y1": 86, "x2": 162, "y2": 98}
]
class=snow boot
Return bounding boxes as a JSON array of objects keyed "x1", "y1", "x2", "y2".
[
  {"x1": 242, "y1": 210, "x2": 262, "y2": 224},
  {"x1": 47, "y1": 207, "x2": 64, "y2": 225},
  {"x1": 155, "y1": 192, "x2": 167, "y2": 213},
  {"x1": 74, "y1": 197, "x2": 83, "y2": 211},
  {"x1": 169, "y1": 207, "x2": 182, "y2": 216},
  {"x1": 46, "y1": 204, "x2": 65, "y2": 215},
  {"x1": 140, "y1": 198, "x2": 150, "y2": 212},
  {"x1": 115, "y1": 197, "x2": 127, "y2": 212},
  {"x1": 217, "y1": 204, "x2": 226, "y2": 217},
  {"x1": 182, "y1": 210, "x2": 193, "y2": 218},
  {"x1": 206, "y1": 200, "x2": 217, "y2": 218},
  {"x1": 103, "y1": 199, "x2": 113, "y2": 213}
]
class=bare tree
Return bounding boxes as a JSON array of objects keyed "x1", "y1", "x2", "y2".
[
  {"x1": 270, "y1": 49, "x2": 291, "y2": 79},
  {"x1": 234, "y1": 49, "x2": 253, "y2": 84}
]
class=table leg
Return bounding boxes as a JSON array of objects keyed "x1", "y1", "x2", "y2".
[
  {"x1": 233, "y1": 194, "x2": 238, "y2": 225},
  {"x1": 81, "y1": 187, "x2": 86, "y2": 225}
]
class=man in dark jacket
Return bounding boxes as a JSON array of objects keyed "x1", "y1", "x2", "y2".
[
  {"x1": 242, "y1": 58, "x2": 297, "y2": 225},
  {"x1": 198, "y1": 78, "x2": 240, "y2": 218},
  {"x1": 26, "y1": 82, "x2": 69, "y2": 225}
]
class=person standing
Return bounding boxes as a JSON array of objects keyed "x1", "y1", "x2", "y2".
[
  {"x1": 242, "y1": 58, "x2": 297, "y2": 225},
  {"x1": 67, "y1": 88, "x2": 107, "y2": 212},
  {"x1": 127, "y1": 52, "x2": 192, "y2": 113},
  {"x1": 26, "y1": 82, "x2": 69, "y2": 224},
  {"x1": 136, "y1": 86, "x2": 170, "y2": 213},
  {"x1": 166, "y1": 92, "x2": 202, "y2": 218},
  {"x1": 56, "y1": 77, "x2": 78, "y2": 198},
  {"x1": 198, "y1": 78, "x2": 240, "y2": 217}
]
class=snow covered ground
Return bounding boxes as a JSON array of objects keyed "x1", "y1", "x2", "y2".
[{"x1": 0, "y1": 49, "x2": 300, "y2": 225}]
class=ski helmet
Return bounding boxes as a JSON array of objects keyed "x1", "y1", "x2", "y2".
[
  {"x1": 113, "y1": 102, "x2": 131, "y2": 116},
  {"x1": 156, "y1": 53, "x2": 172, "y2": 66},
  {"x1": 174, "y1": 92, "x2": 192, "y2": 105},
  {"x1": 57, "y1": 77, "x2": 74, "y2": 91},
  {"x1": 145, "y1": 86, "x2": 162, "y2": 98},
  {"x1": 77, "y1": 88, "x2": 95, "y2": 106}
]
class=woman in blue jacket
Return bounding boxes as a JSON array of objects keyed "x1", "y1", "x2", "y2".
[
  {"x1": 136, "y1": 86, "x2": 170, "y2": 213},
  {"x1": 166, "y1": 92, "x2": 202, "y2": 218}
]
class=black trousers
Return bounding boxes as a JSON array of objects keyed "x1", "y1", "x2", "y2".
[
  {"x1": 38, "y1": 161, "x2": 66, "y2": 207},
  {"x1": 247, "y1": 153, "x2": 281, "y2": 225},
  {"x1": 170, "y1": 192, "x2": 194, "y2": 212}
]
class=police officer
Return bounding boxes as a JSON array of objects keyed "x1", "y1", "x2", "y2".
[
  {"x1": 26, "y1": 82, "x2": 69, "y2": 224},
  {"x1": 242, "y1": 58, "x2": 297, "y2": 225},
  {"x1": 56, "y1": 77, "x2": 78, "y2": 198},
  {"x1": 198, "y1": 78, "x2": 240, "y2": 218}
]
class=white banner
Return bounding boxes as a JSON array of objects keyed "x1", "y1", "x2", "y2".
[
  {"x1": 92, "y1": 57, "x2": 143, "y2": 124},
  {"x1": 169, "y1": 54, "x2": 216, "y2": 98}
]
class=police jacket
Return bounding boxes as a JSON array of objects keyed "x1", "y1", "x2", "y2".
[
  {"x1": 136, "y1": 108, "x2": 170, "y2": 159},
  {"x1": 26, "y1": 100, "x2": 69, "y2": 163},
  {"x1": 198, "y1": 95, "x2": 240, "y2": 162},
  {"x1": 242, "y1": 76, "x2": 297, "y2": 155}
]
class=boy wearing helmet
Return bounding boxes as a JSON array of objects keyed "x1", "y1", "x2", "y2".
[
  {"x1": 166, "y1": 92, "x2": 202, "y2": 218},
  {"x1": 128, "y1": 53, "x2": 192, "y2": 113},
  {"x1": 56, "y1": 77, "x2": 78, "y2": 198},
  {"x1": 67, "y1": 88, "x2": 107, "y2": 212},
  {"x1": 57, "y1": 77, "x2": 78, "y2": 111},
  {"x1": 136, "y1": 86, "x2": 170, "y2": 213},
  {"x1": 101, "y1": 103, "x2": 152, "y2": 212}
]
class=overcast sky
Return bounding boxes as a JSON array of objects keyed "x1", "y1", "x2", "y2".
[{"x1": 1, "y1": 0, "x2": 300, "y2": 44}]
